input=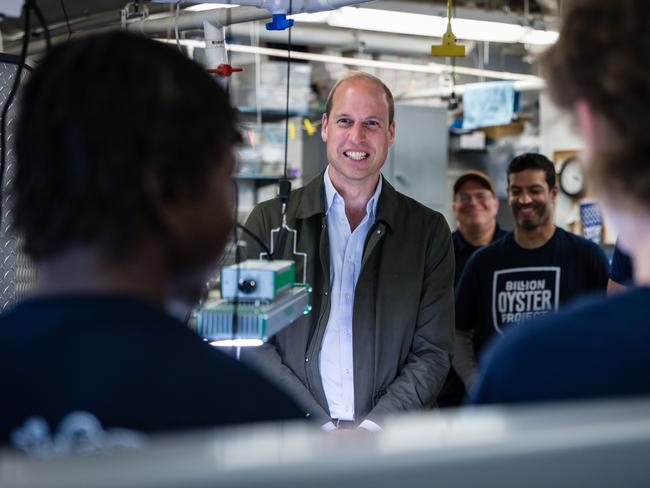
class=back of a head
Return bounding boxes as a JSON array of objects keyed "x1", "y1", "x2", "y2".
[
  {"x1": 507, "y1": 153, "x2": 556, "y2": 190},
  {"x1": 15, "y1": 31, "x2": 240, "y2": 261},
  {"x1": 539, "y1": 0, "x2": 650, "y2": 209}
]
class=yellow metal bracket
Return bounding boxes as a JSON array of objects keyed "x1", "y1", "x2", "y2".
[{"x1": 431, "y1": 0, "x2": 466, "y2": 57}]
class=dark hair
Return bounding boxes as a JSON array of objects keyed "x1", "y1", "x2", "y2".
[
  {"x1": 15, "y1": 31, "x2": 240, "y2": 261},
  {"x1": 325, "y1": 71, "x2": 395, "y2": 124},
  {"x1": 507, "y1": 153, "x2": 556, "y2": 190},
  {"x1": 538, "y1": 0, "x2": 650, "y2": 208}
]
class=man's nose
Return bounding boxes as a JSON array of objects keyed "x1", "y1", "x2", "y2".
[
  {"x1": 349, "y1": 122, "x2": 366, "y2": 143},
  {"x1": 518, "y1": 192, "x2": 533, "y2": 204}
]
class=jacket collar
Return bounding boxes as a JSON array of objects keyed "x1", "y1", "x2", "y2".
[{"x1": 295, "y1": 169, "x2": 399, "y2": 234}]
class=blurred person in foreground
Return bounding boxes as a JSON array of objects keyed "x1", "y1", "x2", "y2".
[
  {"x1": 0, "y1": 31, "x2": 305, "y2": 452},
  {"x1": 470, "y1": 0, "x2": 650, "y2": 404}
]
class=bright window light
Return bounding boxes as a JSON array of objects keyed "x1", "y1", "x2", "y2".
[
  {"x1": 185, "y1": 2, "x2": 239, "y2": 12},
  {"x1": 294, "y1": 7, "x2": 558, "y2": 46},
  {"x1": 210, "y1": 339, "x2": 264, "y2": 348}
]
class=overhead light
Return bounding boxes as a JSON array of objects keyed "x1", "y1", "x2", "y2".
[
  {"x1": 185, "y1": 3, "x2": 239, "y2": 12},
  {"x1": 293, "y1": 7, "x2": 558, "y2": 46},
  {"x1": 210, "y1": 339, "x2": 264, "y2": 348}
]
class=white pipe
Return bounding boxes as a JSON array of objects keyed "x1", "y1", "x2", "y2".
[
  {"x1": 168, "y1": 38, "x2": 542, "y2": 82},
  {"x1": 126, "y1": 0, "x2": 374, "y2": 34},
  {"x1": 125, "y1": 6, "x2": 271, "y2": 33},
  {"x1": 396, "y1": 78, "x2": 546, "y2": 100},
  {"x1": 203, "y1": 20, "x2": 228, "y2": 67},
  {"x1": 223, "y1": 42, "x2": 542, "y2": 82},
  {"x1": 209, "y1": 0, "x2": 375, "y2": 14}
]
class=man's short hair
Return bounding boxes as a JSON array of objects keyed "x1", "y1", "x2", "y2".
[
  {"x1": 453, "y1": 171, "x2": 495, "y2": 197},
  {"x1": 539, "y1": 0, "x2": 650, "y2": 208},
  {"x1": 15, "y1": 31, "x2": 240, "y2": 261},
  {"x1": 507, "y1": 153, "x2": 556, "y2": 190},
  {"x1": 324, "y1": 71, "x2": 395, "y2": 124}
]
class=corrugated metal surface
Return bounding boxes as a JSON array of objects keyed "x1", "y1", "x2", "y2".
[{"x1": 0, "y1": 61, "x2": 34, "y2": 311}]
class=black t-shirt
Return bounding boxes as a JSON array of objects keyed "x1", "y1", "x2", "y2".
[
  {"x1": 0, "y1": 295, "x2": 306, "y2": 447},
  {"x1": 439, "y1": 225, "x2": 508, "y2": 408},
  {"x1": 456, "y1": 227, "x2": 609, "y2": 357},
  {"x1": 470, "y1": 287, "x2": 650, "y2": 405},
  {"x1": 452, "y1": 225, "x2": 508, "y2": 287}
]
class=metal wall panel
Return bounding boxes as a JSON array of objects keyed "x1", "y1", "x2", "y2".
[{"x1": 386, "y1": 104, "x2": 448, "y2": 212}]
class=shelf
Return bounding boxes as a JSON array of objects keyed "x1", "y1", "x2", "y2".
[{"x1": 237, "y1": 107, "x2": 311, "y2": 123}]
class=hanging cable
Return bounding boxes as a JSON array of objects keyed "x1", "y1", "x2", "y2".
[
  {"x1": 59, "y1": 0, "x2": 72, "y2": 40},
  {"x1": 0, "y1": 3, "x2": 32, "y2": 236},
  {"x1": 174, "y1": 1, "x2": 182, "y2": 51},
  {"x1": 277, "y1": 0, "x2": 294, "y2": 219}
]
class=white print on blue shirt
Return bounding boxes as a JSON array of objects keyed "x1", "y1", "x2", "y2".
[
  {"x1": 11, "y1": 411, "x2": 146, "y2": 458},
  {"x1": 491, "y1": 266, "x2": 561, "y2": 334}
]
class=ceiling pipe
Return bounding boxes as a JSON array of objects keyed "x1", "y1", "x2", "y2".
[{"x1": 125, "y1": 6, "x2": 271, "y2": 34}]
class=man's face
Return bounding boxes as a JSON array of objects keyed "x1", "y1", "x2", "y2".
[
  {"x1": 321, "y1": 78, "x2": 395, "y2": 187},
  {"x1": 453, "y1": 180, "x2": 499, "y2": 232},
  {"x1": 508, "y1": 169, "x2": 557, "y2": 230}
]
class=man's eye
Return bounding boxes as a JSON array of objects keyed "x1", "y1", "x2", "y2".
[
  {"x1": 365, "y1": 121, "x2": 380, "y2": 128},
  {"x1": 337, "y1": 119, "x2": 352, "y2": 126}
]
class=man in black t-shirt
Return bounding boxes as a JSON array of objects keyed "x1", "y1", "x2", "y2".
[
  {"x1": 454, "y1": 153, "x2": 609, "y2": 389},
  {"x1": 438, "y1": 171, "x2": 507, "y2": 407},
  {"x1": 0, "y1": 32, "x2": 305, "y2": 453}
]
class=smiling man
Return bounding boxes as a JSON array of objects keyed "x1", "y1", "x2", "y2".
[
  {"x1": 453, "y1": 153, "x2": 609, "y2": 389},
  {"x1": 243, "y1": 72, "x2": 454, "y2": 431},
  {"x1": 438, "y1": 171, "x2": 507, "y2": 408}
]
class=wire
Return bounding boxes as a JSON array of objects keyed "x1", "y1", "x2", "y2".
[
  {"x1": 174, "y1": 1, "x2": 182, "y2": 52},
  {"x1": 0, "y1": 3, "x2": 32, "y2": 236},
  {"x1": 237, "y1": 223, "x2": 273, "y2": 259},
  {"x1": 59, "y1": 0, "x2": 72, "y2": 40},
  {"x1": 283, "y1": 0, "x2": 293, "y2": 181},
  {"x1": 232, "y1": 179, "x2": 241, "y2": 351}
]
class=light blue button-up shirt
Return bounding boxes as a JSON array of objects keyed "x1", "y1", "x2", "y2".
[{"x1": 320, "y1": 167, "x2": 382, "y2": 423}]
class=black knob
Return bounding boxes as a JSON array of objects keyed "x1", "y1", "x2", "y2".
[{"x1": 238, "y1": 279, "x2": 257, "y2": 294}]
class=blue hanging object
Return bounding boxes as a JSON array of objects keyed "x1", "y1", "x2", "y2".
[{"x1": 265, "y1": 13, "x2": 294, "y2": 31}]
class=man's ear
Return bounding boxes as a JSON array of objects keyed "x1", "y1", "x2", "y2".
[
  {"x1": 388, "y1": 120, "x2": 396, "y2": 146},
  {"x1": 575, "y1": 100, "x2": 596, "y2": 162},
  {"x1": 321, "y1": 112, "x2": 329, "y2": 142},
  {"x1": 142, "y1": 172, "x2": 180, "y2": 236}
]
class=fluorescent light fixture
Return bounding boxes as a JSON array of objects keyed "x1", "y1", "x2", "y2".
[
  {"x1": 210, "y1": 338, "x2": 264, "y2": 347},
  {"x1": 185, "y1": 3, "x2": 239, "y2": 11},
  {"x1": 293, "y1": 7, "x2": 558, "y2": 46}
]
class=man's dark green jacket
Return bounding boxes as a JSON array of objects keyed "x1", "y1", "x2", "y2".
[{"x1": 242, "y1": 172, "x2": 454, "y2": 426}]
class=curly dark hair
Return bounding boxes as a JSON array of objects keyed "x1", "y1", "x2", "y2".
[
  {"x1": 507, "y1": 153, "x2": 556, "y2": 190},
  {"x1": 538, "y1": 0, "x2": 650, "y2": 208},
  {"x1": 14, "y1": 31, "x2": 240, "y2": 261}
]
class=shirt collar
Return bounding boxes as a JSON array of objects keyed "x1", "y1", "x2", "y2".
[{"x1": 323, "y1": 166, "x2": 383, "y2": 219}]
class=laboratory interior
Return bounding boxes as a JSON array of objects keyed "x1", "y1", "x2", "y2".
[{"x1": 1, "y1": 0, "x2": 650, "y2": 486}]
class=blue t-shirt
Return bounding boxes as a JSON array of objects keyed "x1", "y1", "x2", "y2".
[
  {"x1": 469, "y1": 287, "x2": 650, "y2": 404},
  {"x1": 456, "y1": 227, "x2": 609, "y2": 357},
  {"x1": 610, "y1": 242, "x2": 634, "y2": 285},
  {"x1": 0, "y1": 294, "x2": 305, "y2": 447}
]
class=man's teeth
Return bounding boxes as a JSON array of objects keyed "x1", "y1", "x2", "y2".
[{"x1": 345, "y1": 151, "x2": 368, "y2": 160}]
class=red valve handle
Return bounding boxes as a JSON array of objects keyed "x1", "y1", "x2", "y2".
[{"x1": 208, "y1": 64, "x2": 244, "y2": 77}]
